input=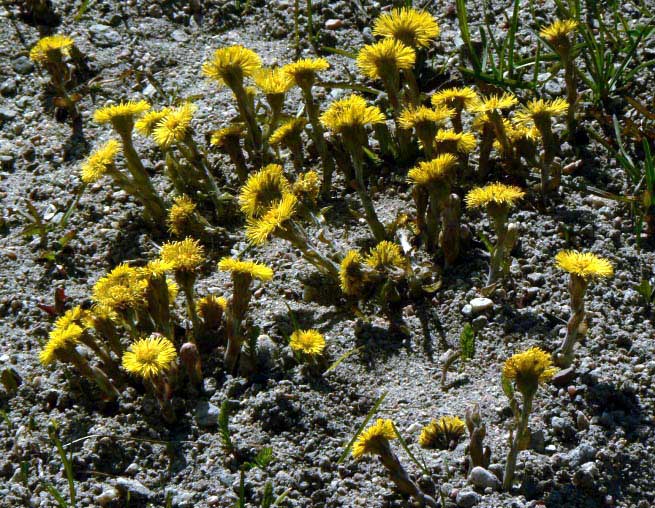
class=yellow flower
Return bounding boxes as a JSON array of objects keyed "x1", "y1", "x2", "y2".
[
  {"x1": 210, "y1": 124, "x2": 245, "y2": 147},
  {"x1": 539, "y1": 19, "x2": 579, "y2": 43},
  {"x1": 418, "y1": 416, "x2": 466, "y2": 449},
  {"x1": 167, "y1": 195, "x2": 197, "y2": 236},
  {"x1": 253, "y1": 67, "x2": 294, "y2": 95},
  {"x1": 472, "y1": 93, "x2": 518, "y2": 114},
  {"x1": 357, "y1": 39, "x2": 416, "y2": 80},
  {"x1": 352, "y1": 418, "x2": 397, "y2": 459},
  {"x1": 29, "y1": 35, "x2": 74, "y2": 63},
  {"x1": 160, "y1": 238, "x2": 205, "y2": 272},
  {"x1": 465, "y1": 182, "x2": 525, "y2": 210},
  {"x1": 320, "y1": 95, "x2": 385, "y2": 135},
  {"x1": 365, "y1": 241, "x2": 406, "y2": 270},
  {"x1": 152, "y1": 103, "x2": 197, "y2": 148},
  {"x1": 135, "y1": 108, "x2": 173, "y2": 137},
  {"x1": 218, "y1": 257, "x2": 274, "y2": 281},
  {"x1": 53, "y1": 306, "x2": 89, "y2": 331},
  {"x1": 503, "y1": 347, "x2": 558, "y2": 396},
  {"x1": 407, "y1": 153, "x2": 458, "y2": 187},
  {"x1": 555, "y1": 250, "x2": 613, "y2": 279},
  {"x1": 238, "y1": 164, "x2": 292, "y2": 218},
  {"x1": 197, "y1": 294, "x2": 227, "y2": 318},
  {"x1": 40, "y1": 323, "x2": 83, "y2": 366},
  {"x1": 514, "y1": 98, "x2": 568, "y2": 126},
  {"x1": 92, "y1": 263, "x2": 148, "y2": 312},
  {"x1": 80, "y1": 139, "x2": 120, "y2": 184},
  {"x1": 340, "y1": 250, "x2": 365, "y2": 296},
  {"x1": 202, "y1": 45, "x2": 262, "y2": 88},
  {"x1": 434, "y1": 129, "x2": 476, "y2": 154},
  {"x1": 245, "y1": 193, "x2": 298, "y2": 245},
  {"x1": 167, "y1": 278, "x2": 179, "y2": 301},
  {"x1": 289, "y1": 329, "x2": 326, "y2": 356},
  {"x1": 283, "y1": 58, "x2": 330, "y2": 88},
  {"x1": 141, "y1": 259, "x2": 174, "y2": 278},
  {"x1": 431, "y1": 87, "x2": 479, "y2": 111},
  {"x1": 372, "y1": 7, "x2": 440, "y2": 48},
  {"x1": 398, "y1": 105, "x2": 453, "y2": 130},
  {"x1": 293, "y1": 171, "x2": 320, "y2": 202},
  {"x1": 93, "y1": 100, "x2": 151, "y2": 132},
  {"x1": 122, "y1": 335, "x2": 177, "y2": 379},
  {"x1": 269, "y1": 118, "x2": 306, "y2": 147}
]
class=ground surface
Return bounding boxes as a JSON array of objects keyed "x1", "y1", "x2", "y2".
[{"x1": 1, "y1": 1, "x2": 655, "y2": 507}]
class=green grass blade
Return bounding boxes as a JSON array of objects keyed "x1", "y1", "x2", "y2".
[
  {"x1": 325, "y1": 346, "x2": 363, "y2": 373},
  {"x1": 391, "y1": 421, "x2": 429, "y2": 476},
  {"x1": 338, "y1": 391, "x2": 387, "y2": 463}
]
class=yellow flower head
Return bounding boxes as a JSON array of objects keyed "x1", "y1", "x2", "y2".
[
  {"x1": 80, "y1": 139, "x2": 120, "y2": 184},
  {"x1": 167, "y1": 278, "x2": 179, "y2": 301},
  {"x1": 465, "y1": 182, "x2": 525, "y2": 210},
  {"x1": 269, "y1": 118, "x2": 307, "y2": 147},
  {"x1": 539, "y1": 19, "x2": 579, "y2": 44},
  {"x1": 352, "y1": 418, "x2": 397, "y2": 459},
  {"x1": 122, "y1": 334, "x2": 177, "y2": 379},
  {"x1": 293, "y1": 171, "x2": 321, "y2": 201},
  {"x1": 289, "y1": 329, "x2": 326, "y2": 356},
  {"x1": 246, "y1": 193, "x2": 298, "y2": 245},
  {"x1": 39, "y1": 323, "x2": 84, "y2": 366},
  {"x1": 254, "y1": 67, "x2": 294, "y2": 95},
  {"x1": 218, "y1": 257, "x2": 274, "y2": 282},
  {"x1": 340, "y1": 250, "x2": 365, "y2": 296},
  {"x1": 202, "y1": 45, "x2": 262, "y2": 88},
  {"x1": 418, "y1": 415, "x2": 466, "y2": 449},
  {"x1": 197, "y1": 294, "x2": 227, "y2": 327},
  {"x1": 398, "y1": 105, "x2": 453, "y2": 131},
  {"x1": 152, "y1": 103, "x2": 197, "y2": 148},
  {"x1": 434, "y1": 129, "x2": 477, "y2": 154},
  {"x1": 514, "y1": 98, "x2": 568, "y2": 126},
  {"x1": 431, "y1": 86, "x2": 479, "y2": 111},
  {"x1": 167, "y1": 195, "x2": 197, "y2": 236},
  {"x1": 29, "y1": 35, "x2": 74, "y2": 63},
  {"x1": 472, "y1": 93, "x2": 518, "y2": 114},
  {"x1": 210, "y1": 124, "x2": 245, "y2": 148},
  {"x1": 357, "y1": 39, "x2": 416, "y2": 80},
  {"x1": 555, "y1": 250, "x2": 613, "y2": 279},
  {"x1": 372, "y1": 8, "x2": 440, "y2": 48},
  {"x1": 503, "y1": 347, "x2": 558, "y2": 396},
  {"x1": 407, "y1": 153, "x2": 458, "y2": 187},
  {"x1": 365, "y1": 241, "x2": 407, "y2": 270},
  {"x1": 135, "y1": 108, "x2": 173, "y2": 137},
  {"x1": 94, "y1": 100, "x2": 151, "y2": 135},
  {"x1": 160, "y1": 238, "x2": 205, "y2": 272},
  {"x1": 320, "y1": 95, "x2": 385, "y2": 135},
  {"x1": 53, "y1": 306, "x2": 89, "y2": 331},
  {"x1": 92, "y1": 263, "x2": 148, "y2": 312},
  {"x1": 239, "y1": 163, "x2": 292, "y2": 218},
  {"x1": 141, "y1": 259, "x2": 174, "y2": 279},
  {"x1": 283, "y1": 58, "x2": 330, "y2": 88}
]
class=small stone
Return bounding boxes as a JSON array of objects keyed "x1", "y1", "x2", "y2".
[
  {"x1": 551, "y1": 367, "x2": 576, "y2": 386},
  {"x1": 195, "y1": 400, "x2": 219, "y2": 428},
  {"x1": 471, "y1": 315, "x2": 488, "y2": 331},
  {"x1": 124, "y1": 463, "x2": 139, "y2": 476},
  {"x1": 171, "y1": 29, "x2": 190, "y2": 42},
  {"x1": 114, "y1": 478, "x2": 153, "y2": 500},
  {"x1": 572, "y1": 461, "x2": 597, "y2": 488},
  {"x1": 95, "y1": 487, "x2": 120, "y2": 506},
  {"x1": 406, "y1": 422, "x2": 422, "y2": 434},
  {"x1": 576, "y1": 411, "x2": 589, "y2": 431},
  {"x1": 564, "y1": 443, "x2": 597, "y2": 468},
  {"x1": 456, "y1": 488, "x2": 480, "y2": 507},
  {"x1": 325, "y1": 19, "x2": 343, "y2": 30},
  {"x1": 89, "y1": 24, "x2": 122, "y2": 47},
  {"x1": 469, "y1": 297, "x2": 493, "y2": 314},
  {"x1": 12, "y1": 57, "x2": 34, "y2": 75},
  {"x1": 468, "y1": 467, "x2": 501, "y2": 491},
  {"x1": 526, "y1": 272, "x2": 544, "y2": 285},
  {"x1": 0, "y1": 79, "x2": 17, "y2": 96},
  {"x1": 461, "y1": 304, "x2": 473, "y2": 316}
]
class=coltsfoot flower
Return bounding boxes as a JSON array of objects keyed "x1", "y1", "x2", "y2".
[
  {"x1": 80, "y1": 139, "x2": 120, "y2": 183},
  {"x1": 202, "y1": 45, "x2": 262, "y2": 88},
  {"x1": 340, "y1": 250, "x2": 365, "y2": 296},
  {"x1": 431, "y1": 87, "x2": 479, "y2": 111},
  {"x1": 539, "y1": 19, "x2": 579, "y2": 43},
  {"x1": 135, "y1": 108, "x2": 173, "y2": 137},
  {"x1": 319, "y1": 95, "x2": 385, "y2": 135},
  {"x1": 168, "y1": 195, "x2": 197, "y2": 236},
  {"x1": 29, "y1": 34, "x2": 74, "y2": 63},
  {"x1": 365, "y1": 241, "x2": 407, "y2": 270},
  {"x1": 197, "y1": 294, "x2": 227, "y2": 326},
  {"x1": 39, "y1": 323, "x2": 83, "y2": 366},
  {"x1": 152, "y1": 103, "x2": 197, "y2": 148},
  {"x1": 398, "y1": 105, "x2": 453, "y2": 131},
  {"x1": 472, "y1": 93, "x2": 518, "y2": 114},
  {"x1": 352, "y1": 418, "x2": 397, "y2": 459},
  {"x1": 503, "y1": 347, "x2": 558, "y2": 396},
  {"x1": 122, "y1": 334, "x2": 177, "y2": 379},
  {"x1": 465, "y1": 182, "x2": 525, "y2": 210},
  {"x1": 283, "y1": 58, "x2": 330, "y2": 89},
  {"x1": 407, "y1": 154, "x2": 458, "y2": 187},
  {"x1": 293, "y1": 171, "x2": 321, "y2": 202},
  {"x1": 160, "y1": 238, "x2": 205, "y2": 273},
  {"x1": 245, "y1": 193, "x2": 298, "y2": 244},
  {"x1": 210, "y1": 124, "x2": 245, "y2": 148},
  {"x1": 514, "y1": 98, "x2": 568, "y2": 126},
  {"x1": 92, "y1": 263, "x2": 148, "y2": 312},
  {"x1": 434, "y1": 130, "x2": 476, "y2": 154},
  {"x1": 357, "y1": 38, "x2": 416, "y2": 80},
  {"x1": 253, "y1": 67, "x2": 294, "y2": 95},
  {"x1": 418, "y1": 416, "x2": 466, "y2": 450},
  {"x1": 239, "y1": 164, "x2": 292, "y2": 218},
  {"x1": 555, "y1": 250, "x2": 613, "y2": 279},
  {"x1": 269, "y1": 118, "x2": 307, "y2": 147},
  {"x1": 93, "y1": 100, "x2": 151, "y2": 134},
  {"x1": 372, "y1": 7, "x2": 440, "y2": 48},
  {"x1": 218, "y1": 257, "x2": 274, "y2": 282},
  {"x1": 289, "y1": 329, "x2": 326, "y2": 356}
]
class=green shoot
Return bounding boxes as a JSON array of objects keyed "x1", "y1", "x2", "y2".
[{"x1": 459, "y1": 323, "x2": 475, "y2": 361}]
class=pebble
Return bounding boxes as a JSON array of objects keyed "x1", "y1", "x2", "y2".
[
  {"x1": 456, "y1": 488, "x2": 481, "y2": 507},
  {"x1": 0, "y1": 79, "x2": 16, "y2": 96},
  {"x1": 171, "y1": 29, "x2": 190, "y2": 42},
  {"x1": 576, "y1": 411, "x2": 589, "y2": 430},
  {"x1": 89, "y1": 24, "x2": 122, "y2": 47},
  {"x1": 468, "y1": 467, "x2": 501, "y2": 491},
  {"x1": 95, "y1": 487, "x2": 120, "y2": 505},
  {"x1": 325, "y1": 19, "x2": 343, "y2": 29},
  {"x1": 114, "y1": 478, "x2": 153, "y2": 500},
  {"x1": 564, "y1": 443, "x2": 597, "y2": 468},
  {"x1": 551, "y1": 367, "x2": 576, "y2": 386},
  {"x1": 469, "y1": 297, "x2": 493, "y2": 314},
  {"x1": 572, "y1": 461, "x2": 598, "y2": 488},
  {"x1": 195, "y1": 400, "x2": 219, "y2": 428},
  {"x1": 12, "y1": 57, "x2": 34, "y2": 75},
  {"x1": 526, "y1": 272, "x2": 545, "y2": 285}
]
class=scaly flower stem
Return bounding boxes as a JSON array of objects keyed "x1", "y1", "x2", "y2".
[
  {"x1": 181, "y1": 137, "x2": 226, "y2": 214},
  {"x1": 452, "y1": 109, "x2": 464, "y2": 133},
  {"x1": 279, "y1": 221, "x2": 340, "y2": 279},
  {"x1": 301, "y1": 85, "x2": 335, "y2": 199},
  {"x1": 534, "y1": 118, "x2": 558, "y2": 194},
  {"x1": 382, "y1": 76, "x2": 412, "y2": 161},
  {"x1": 441, "y1": 193, "x2": 461, "y2": 267},
  {"x1": 60, "y1": 349, "x2": 120, "y2": 400},
  {"x1": 564, "y1": 58, "x2": 577, "y2": 142},
  {"x1": 488, "y1": 213, "x2": 509, "y2": 286},
  {"x1": 478, "y1": 124, "x2": 494, "y2": 181},
  {"x1": 488, "y1": 111, "x2": 511, "y2": 155},
  {"x1": 178, "y1": 276, "x2": 200, "y2": 342},
  {"x1": 231, "y1": 80, "x2": 264, "y2": 164},
  {"x1": 402, "y1": 69, "x2": 420, "y2": 106},
  {"x1": 503, "y1": 393, "x2": 533, "y2": 491},
  {"x1": 556, "y1": 275, "x2": 588, "y2": 367},
  {"x1": 349, "y1": 143, "x2": 387, "y2": 242}
]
